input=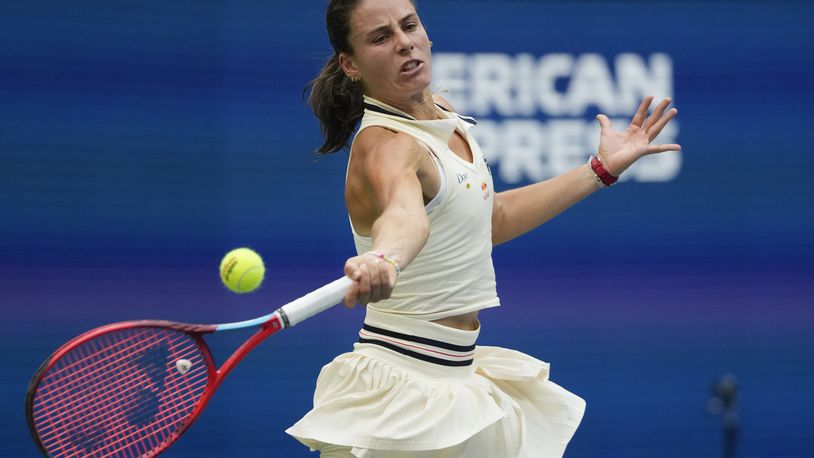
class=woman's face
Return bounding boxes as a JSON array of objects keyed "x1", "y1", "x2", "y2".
[{"x1": 341, "y1": 0, "x2": 432, "y2": 103}]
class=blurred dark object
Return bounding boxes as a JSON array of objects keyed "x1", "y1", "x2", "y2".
[{"x1": 708, "y1": 373, "x2": 739, "y2": 458}]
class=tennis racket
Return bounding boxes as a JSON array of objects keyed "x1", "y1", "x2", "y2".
[{"x1": 25, "y1": 275, "x2": 352, "y2": 458}]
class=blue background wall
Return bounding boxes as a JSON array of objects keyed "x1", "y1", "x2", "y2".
[{"x1": 2, "y1": 1, "x2": 813, "y2": 456}]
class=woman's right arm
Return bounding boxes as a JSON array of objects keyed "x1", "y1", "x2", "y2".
[{"x1": 342, "y1": 129, "x2": 431, "y2": 307}]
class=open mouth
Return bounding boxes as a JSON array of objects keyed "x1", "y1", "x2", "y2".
[{"x1": 401, "y1": 60, "x2": 423, "y2": 74}]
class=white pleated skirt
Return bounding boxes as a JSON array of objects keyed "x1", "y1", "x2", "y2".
[{"x1": 286, "y1": 309, "x2": 585, "y2": 457}]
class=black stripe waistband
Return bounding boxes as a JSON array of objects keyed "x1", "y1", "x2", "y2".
[
  {"x1": 358, "y1": 338, "x2": 473, "y2": 367},
  {"x1": 362, "y1": 324, "x2": 475, "y2": 352},
  {"x1": 357, "y1": 323, "x2": 476, "y2": 367}
]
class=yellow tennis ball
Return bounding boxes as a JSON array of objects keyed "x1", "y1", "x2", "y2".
[{"x1": 219, "y1": 248, "x2": 265, "y2": 293}]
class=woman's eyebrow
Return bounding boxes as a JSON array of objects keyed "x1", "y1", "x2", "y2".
[{"x1": 365, "y1": 13, "x2": 418, "y2": 39}]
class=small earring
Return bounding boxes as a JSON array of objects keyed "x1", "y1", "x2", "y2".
[
  {"x1": 429, "y1": 41, "x2": 433, "y2": 47},
  {"x1": 349, "y1": 75, "x2": 359, "y2": 83}
]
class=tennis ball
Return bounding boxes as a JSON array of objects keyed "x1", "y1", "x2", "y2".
[{"x1": 220, "y1": 247, "x2": 265, "y2": 293}]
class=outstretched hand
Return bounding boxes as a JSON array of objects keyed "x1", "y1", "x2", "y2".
[{"x1": 595, "y1": 96, "x2": 681, "y2": 176}]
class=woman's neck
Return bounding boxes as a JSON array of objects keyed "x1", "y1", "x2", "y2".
[{"x1": 368, "y1": 89, "x2": 441, "y2": 121}]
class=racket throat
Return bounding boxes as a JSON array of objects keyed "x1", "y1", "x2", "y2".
[{"x1": 214, "y1": 313, "x2": 285, "y2": 385}]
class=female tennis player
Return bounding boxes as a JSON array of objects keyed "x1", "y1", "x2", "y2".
[{"x1": 287, "y1": 0, "x2": 680, "y2": 456}]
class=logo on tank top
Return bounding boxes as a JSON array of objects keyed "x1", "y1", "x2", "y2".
[{"x1": 481, "y1": 181, "x2": 490, "y2": 200}]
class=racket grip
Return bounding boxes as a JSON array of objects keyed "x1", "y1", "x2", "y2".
[{"x1": 279, "y1": 276, "x2": 352, "y2": 327}]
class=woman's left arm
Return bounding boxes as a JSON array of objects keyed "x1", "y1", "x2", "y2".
[{"x1": 491, "y1": 96, "x2": 680, "y2": 246}]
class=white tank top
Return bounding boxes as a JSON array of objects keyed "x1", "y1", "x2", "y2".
[{"x1": 348, "y1": 96, "x2": 500, "y2": 321}]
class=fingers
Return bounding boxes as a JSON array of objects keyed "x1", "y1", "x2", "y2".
[
  {"x1": 639, "y1": 97, "x2": 677, "y2": 142},
  {"x1": 644, "y1": 97, "x2": 672, "y2": 131},
  {"x1": 599, "y1": 96, "x2": 677, "y2": 139},
  {"x1": 625, "y1": 96, "x2": 677, "y2": 145},
  {"x1": 355, "y1": 263, "x2": 374, "y2": 305},
  {"x1": 645, "y1": 143, "x2": 682, "y2": 155},
  {"x1": 596, "y1": 114, "x2": 612, "y2": 132},
  {"x1": 343, "y1": 282, "x2": 358, "y2": 308},
  {"x1": 342, "y1": 255, "x2": 396, "y2": 308},
  {"x1": 342, "y1": 261, "x2": 359, "y2": 307},
  {"x1": 630, "y1": 95, "x2": 654, "y2": 127},
  {"x1": 647, "y1": 108, "x2": 678, "y2": 140},
  {"x1": 377, "y1": 259, "x2": 393, "y2": 300},
  {"x1": 343, "y1": 258, "x2": 370, "y2": 307},
  {"x1": 343, "y1": 259, "x2": 359, "y2": 308},
  {"x1": 344, "y1": 258, "x2": 360, "y2": 279}
]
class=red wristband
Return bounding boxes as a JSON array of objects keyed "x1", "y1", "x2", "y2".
[{"x1": 589, "y1": 155, "x2": 618, "y2": 188}]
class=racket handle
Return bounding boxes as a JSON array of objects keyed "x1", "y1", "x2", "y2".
[{"x1": 279, "y1": 276, "x2": 352, "y2": 327}]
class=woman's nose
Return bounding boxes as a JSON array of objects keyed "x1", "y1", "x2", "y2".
[{"x1": 394, "y1": 30, "x2": 414, "y2": 53}]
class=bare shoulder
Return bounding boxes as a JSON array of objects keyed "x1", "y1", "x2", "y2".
[
  {"x1": 432, "y1": 94, "x2": 456, "y2": 112},
  {"x1": 353, "y1": 126, "x2": 425, "y2": 169}
]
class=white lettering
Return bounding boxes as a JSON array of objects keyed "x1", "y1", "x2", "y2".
[
  {"x1": 565, "y1": 53, "x2": 617, "y2": 115},
  {"x1": 536, "y1": 53, "x2": 572, "y2": 116},
  {"x1": 547, "y1": 120, "x2": 586, "y2": 176},
  {"x1": 470, "y1": 54, "x2": 515, "y2": 116},
  {"x1": 432, "y1": 52, "x2": 680, "y2": 184},
  {"x1": 500, "y1": 120, "x2": 548, "y2": 183},
  {"x1": 471, "y1": 119, "x2": 681, "y2": 183},
  {"x1": 514, "y1": 53, "x2": 537, "y2": 116}
]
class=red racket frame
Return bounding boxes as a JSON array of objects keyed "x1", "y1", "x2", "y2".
[{"x1": 26, "y1": 314, "x2": 285, "y2": 457}]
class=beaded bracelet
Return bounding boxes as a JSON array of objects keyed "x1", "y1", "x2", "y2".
[
  {"x1": 588, "y1": 154, "x2": 619, "y2": 188},
  {"x1": 363, "y1": 251, "x2": 401, "y2": 277}
]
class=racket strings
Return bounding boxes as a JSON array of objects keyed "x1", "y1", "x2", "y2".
[
  {"x1": 34, "y1": 331, "x2": 203, "y2": 429},
  {"x1": 31, "y1": 327, "x2": 211, "y2": 458},
  {"x1": 37, "y1": 348, "x2": 207, "y2": 453},
  {"x1": 35, "y1": 328, "x2": 207, "y2": 457},
  {"x1": 35, "y1": 332, "x2": 170, "y2": 420}
]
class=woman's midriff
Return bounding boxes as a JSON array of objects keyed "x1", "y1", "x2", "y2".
[{"x1": 432, "y1": 311, "x2": 480, "y2": 331}]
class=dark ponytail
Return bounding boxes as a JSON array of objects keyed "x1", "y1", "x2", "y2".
[
  {"x1": 308, "y1": 0, "x2": 365, "y2": 154},
  {"x1": 308, "y1": 53, "x2": 365, "y2": 154}
]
